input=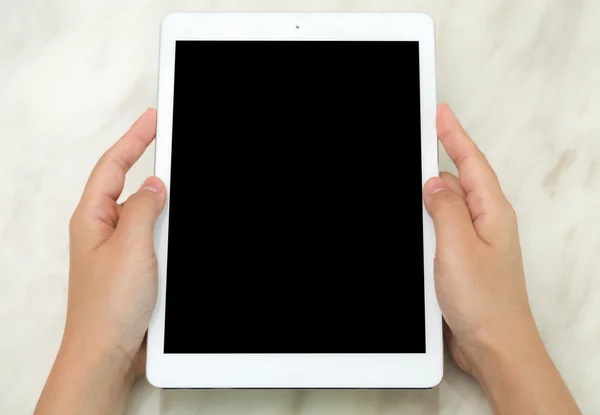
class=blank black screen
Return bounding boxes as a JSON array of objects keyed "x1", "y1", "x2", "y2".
[{"x1": 163, "y1": 41, "x2": 425, "y2": 353}]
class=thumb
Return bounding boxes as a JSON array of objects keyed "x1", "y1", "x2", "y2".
[
  {"x1": 115, "y1": 176, "x2": 166, "y2": 244},
  {"x1": 423, "y1": 177, "x2": 478, "y2": 249}
]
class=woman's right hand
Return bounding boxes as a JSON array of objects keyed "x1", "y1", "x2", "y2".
[{"x1": 423, "y1": 104, "x2": 580, "y2": 415}]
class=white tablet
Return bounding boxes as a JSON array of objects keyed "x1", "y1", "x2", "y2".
[{"x1": 148, "y1": 11, "x2": 442, "y2": 389}]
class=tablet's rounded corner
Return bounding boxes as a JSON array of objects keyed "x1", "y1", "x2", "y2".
[
  {"x1": 414, "y1": 12, "x2": 435, "y2": 30},
  {"x1": 160, "y1": 11, "x2": 185, "y2": 32},
  {"x1": 427, "y1": 363, "x2": 444, "y2": 389},
  {"x1": 145, "y1": 359, "x2": 166, "y2": 389}
]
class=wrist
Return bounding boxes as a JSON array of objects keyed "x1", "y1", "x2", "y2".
[
  {"x1": 464, "y1": 314, "x2": 581, "y2": 414},
  {"x1": 34, "y1": 328, "x2": 136, "y2": 415},
  {"x1": 59, "y1": 324, "x2": 137, "y2": 392},
  {"x1": 468, "y1": 313, "x2": 552, "y2": 399}
]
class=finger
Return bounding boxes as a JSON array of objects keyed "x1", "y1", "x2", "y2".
[
  {"x1": 436, "y1": 104, "x2": 512, "y2": 243},
  {"x1": 443, "y1": 321, "x2": 472, "y2": 374},
  {"x1": 439, "y1": 172, "x2": 465, "y2": 199},
  {"x1": 443, "y1": 319, "x2": 454, "y2": 343},
  {"x1": 80, "y1": 108, "x2": 157, "y2": 210},
  {"x1": 423, "y1": 177, "x2": 479, "y2": 252},
  {"x1": 113, "y1": 176, "x2": 166, "y2": 246},
  {"x1": 134, "y1": 336, "x2": 148, "y2": 377}
]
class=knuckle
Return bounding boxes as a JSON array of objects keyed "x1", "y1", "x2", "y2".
[
  {"x1": 118, "y1": 236, "x2": 157, "y2": 261},
  {"x1": 432, "y1": 190, "x2": 463, "y2": 207},
  {"x1": 504, "y1": 201, "x2": 518, "y2": 221},
  {"x1": 96, "y1": 150, "x2": 111, "y2": 167},
  {"x1": 130, "y1": 190, "x2": 153, "y2": 203},
  {"x1": 439, "y1": 171, "x2": 457, "y2": 181},
  {"x1": 126, "y1": 191, "x2": 142, "y2": 203},
  {"x1": 122, "y1": 191, "x2": 158, "y2": 215},
  {"x1": 433, "y1": 255, "x2": 444, "y2": 274},
  {"x1": 68, "y1": 208, "x2": 82, "y2": 234},
  {"x1": 126, "y1": 191, "x2": 150, "y2": 207}
]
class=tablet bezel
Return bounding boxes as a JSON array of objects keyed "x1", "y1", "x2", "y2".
[{"x1": 148, "y1": 11, "x2": 442, "y2": 389}]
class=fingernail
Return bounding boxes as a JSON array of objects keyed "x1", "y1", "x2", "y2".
[
  {"x1": 425, "y1": 178, "x2": 449, "y2": 195},
  {"x1": 429, "y1": 186, "x2": 447, "y2": 195},
  {"x1": 140, "y1": 177, "x2": 163, "y2": 193},
  {"x1": 143, "y1": 185, "x2": 159, "y2": 193}
]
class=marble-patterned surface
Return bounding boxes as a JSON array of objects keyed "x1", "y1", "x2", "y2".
[{"x1": 1, "y1": 1, "x2": 599, "y2": 414}]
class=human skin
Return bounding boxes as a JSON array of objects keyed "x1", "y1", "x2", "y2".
[
  {"x1": 33, "y1": 105, "x2": 581, "y2": 415},
  {"x1": 422, "y1": 104, "x2": 581, "y2": 415}
]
